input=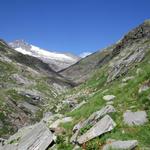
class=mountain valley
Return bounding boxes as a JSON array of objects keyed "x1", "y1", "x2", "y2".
[{"x1": 0, "y1": 20, "x2": 150, "y2": 150}]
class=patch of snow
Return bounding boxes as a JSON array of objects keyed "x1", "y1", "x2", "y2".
[
  {"x1": 30, "y1": 45, "x2": 75, "y2": 61},
  {"x1": 15, "y1": 48, "x2": 32, "y2": 55},
  {"x1": 79, "y1": 52, "x2": 92, "y2": 58}
]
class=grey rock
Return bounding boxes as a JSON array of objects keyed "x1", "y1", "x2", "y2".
[
  {"x1": 19, "y1": 89, "x2": 42, "y2": 103},
  {"x1": 53, "y1": 83, "x2": 68, "y2": 93},
  {"x1": 10, "y1": 74, "x2": 33, "y2": 86},
  {"x1": 139, "y1": 85, "x2": 149, "y2": 93},
  {"x1": 0, "y1": 138, "x2": 5, "y2": 149},
  {"x1": 18, "y1": 102, "x2": 39, "y2": 114},
  {"x1": 103, "y1": 140, "x2": 138, "y2": 150},
  {"x1": 70, "y1": 130, "x2": 80, "y2": 144},
  {"x1": 71, "y1": 105, "x2": 116, "y2": 143},
  {"x1": 3, "y1": 122, "x2": 54, "y2": 150},
  {"x1": 42, "y1": 112, "x2": 53, "y2": 123},
  {"x1": 94, "y1": 105, "x2": 116, "y2": 121},
  {"x1": 77, "y1": 115, "x2": 116, "y2": 144},
  {"x1": 103, "y1": 95, "x2": 115, "y2": 101},
  {"x1": 107, "y1": 36, "x2": 149, "y2": 83},
  {"x1": 1, "y1": 144, "x2": 17, "y2": 150},
  {"x1": 123, "y1": 110, "x2": 148, "y2": 126}
]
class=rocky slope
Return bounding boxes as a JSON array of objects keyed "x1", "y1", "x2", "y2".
[
  {"x1": 0, "y1": 40, "x2": 74, "y2": 138},
  {"x1": 9, "y1": 40, "x2": 80, "y2": 71},
  {"x1": 1, "y1": 20, "x2": 150, "y2": 150},
  {"x1": 60, "y1": 20, "x2": 150, "y2": 84}
]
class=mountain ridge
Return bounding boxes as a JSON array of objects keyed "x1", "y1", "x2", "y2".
[{"x1": 9, "y1": 40, "x2": 80, "y2": 71}]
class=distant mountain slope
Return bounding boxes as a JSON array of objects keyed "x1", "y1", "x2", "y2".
[
  {"x1": 0, "y1": 40, "x2": 74, "y2": 137},
  {"x1": 60, "y1": 20, "x2": 150, "y2": 84},
  {"x1": 53, "y1": 20, "x2": 150, "y2": 149},
  {"x1": 9, "y1": 40, "x2": 80, "y2": 71}
]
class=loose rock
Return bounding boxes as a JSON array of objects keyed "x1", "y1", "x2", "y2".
[
  {"x1": 77, "y1": 115, "x2": 116, "y2": 144},
  {"x1": 71, "y1": 105, "x2": 116, "y2": 144},
  {"x1": 123, "y1": 110, "x2": 148, "y2": 126},
  {"x1": 103, "y1": 95, "x2": 115, "y2": 101},
  {"x1": 103, "y1": 140, "x2": 138, "y2": 150}
]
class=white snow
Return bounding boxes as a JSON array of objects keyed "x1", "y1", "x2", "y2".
[
  {"x1": 30, "y1": 45, "x2": 75, "y2": 61},
  {"x1": 15, "y1": 48, "x2": 32, "y2": 55},
  {"x1": 79, "y1": 52, "x2": 92, "y2": 58}
]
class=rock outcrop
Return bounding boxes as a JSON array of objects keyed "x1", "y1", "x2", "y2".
[{"x1": 77, "y1": 115, "x2": 116, "y2": 144}]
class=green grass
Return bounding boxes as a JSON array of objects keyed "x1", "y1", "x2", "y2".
[{"x1": 56, "y1": 49, "x2": 150, "y2": 149}]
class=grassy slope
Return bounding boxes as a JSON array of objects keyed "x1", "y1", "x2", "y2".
[
  {"x1": 0, "y1": 42, "x2": 71, "y2": 137},
  {"x1": 55, "y1": 45, "x2": 150, "y2": 149}
]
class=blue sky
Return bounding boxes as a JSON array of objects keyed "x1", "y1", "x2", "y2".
[{"x1": 0, "y1": 0, "x2": 150, "y2": 56}]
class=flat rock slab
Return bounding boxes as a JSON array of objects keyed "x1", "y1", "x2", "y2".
[
  {"x1": 123, "y1": 110, "x2": 148, "y2": 126},
  {"x1": 103, "y1": 140, "x2": 138, "y2": 150},
  {"x1": 77, "y1": 115, "x2": 116, "y2": 144},
  {"x1": 103, "y1": 95, "x2": 115, "y2": 101},
  {"x1": 2, "y1": 122, "x2": 53, "y2": 150},
  {"x1": 71, "y1": 105, "x2": 116, "y2": 143}
]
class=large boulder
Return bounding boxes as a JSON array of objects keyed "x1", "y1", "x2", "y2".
[
  {"x1": 123, "y1": 110, "x2": 148, "y2": 126},
  {"x1": 71, "y1": 105, "x2": 116, "y2": 143},
  {"x1": 77, "y1": 115, "x2": 116, "y2": 144},
  {"x1": 103, "y1": 140, "x2": 138, "y2": 150},
  {"x1": 2, "y1": 122, "x2": 54, "y2": 150}
]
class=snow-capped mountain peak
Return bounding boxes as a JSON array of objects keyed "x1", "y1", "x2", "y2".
[{"x1": 9, "y1": 40, "x2": 80, "y2": 71}]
